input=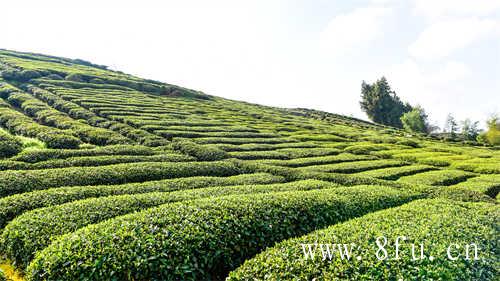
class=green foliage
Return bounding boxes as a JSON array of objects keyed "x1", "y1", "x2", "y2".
[
  {"x1": 447, "y1": 175, "x2": 500, "y2": 198},
  {"x1": 0, "y1": 50, "x2": 498, "y2": 281},
  {"x1": 172, "y1": 139, "x2": 228, "y2": 161},
  {"x1": 0, "y1": 173, "x2": 283, "y2": 229},
  {"x1": 0, "y1": 130, "x2": 22, "y2": 158},
  {"x1": 228, "y1": 199, "x2": 498, "y2": 280},
  {"x1": 260, "y1": 153, "x2": 377, "y2": 168},
  {"x1": 356, "y1": 164, "x2": 436, "y2": 180},
  {"x1": 26, "y1": 186, "x2": 420, "y2": 280},
  {"x1": 400, "y1": 106, "x2": 429, "y2": 134},
  {"x1": 484, "y1": 114, "x2": 500, "y2": 145},
  {"x1": 360, "y1": 77, "x2": 412, "y2": 128},
  {"x1": 460, "y1": 118, "x2": 480, "y2": 141},
  {"x1": 0, "y1": 105, "x2": 81, "y2": 149},
  {"x1": 12, "y1": 144, "x2": 159, "y2": 162},
  {"x1": 0, "y1": 160, "x2": 243, "y2": 197},
  {"x1": 228, "y1": 147, "x2": 341, "y2": 160},
  {"x1": 300, "y1": 159, "x2": 409, "y2": 173},
  {"x1": 0, "y1": 154, "x2": 192, "y2": 170},
  {"x1": 443, "y1": 113, "x2": 458, "y2": 138},
  {"x1": 397, "y1": 169, "x2": 475, "y2": 186},
  {"x1": 2, "y1": 180, "x2": 336, "y2": 268}
]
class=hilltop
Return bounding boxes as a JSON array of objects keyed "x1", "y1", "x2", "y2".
[{"x1": 0, "y1": 49, "x2": 498, "y2": 280}]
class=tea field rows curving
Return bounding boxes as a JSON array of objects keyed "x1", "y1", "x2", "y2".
[{"x1": 0, "y1": 49, "x2": 498, "y2": 280}]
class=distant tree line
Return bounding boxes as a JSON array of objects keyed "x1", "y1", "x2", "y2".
[{"x1": 360, "y1": 77, "x2": 499, "y2": 146}]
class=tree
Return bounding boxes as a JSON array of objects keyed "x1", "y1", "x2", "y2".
[
  {"x1": 460, "y1": 119, "x2": 480, "y2": 141},
  {"x1": 400, "y1": 106, "x2": 429, "y2": 134},
  {"x1": 443, "y1": 114, "x2": 458, "y2": 138},
  {"x1": 360, "y1": 77, "x2": 412, "y2": 128},
  {"x1": 484, "y1": 114, "x2": 500, "y2": 145}
]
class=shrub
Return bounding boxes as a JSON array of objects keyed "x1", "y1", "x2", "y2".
[
  {"x1": 356, "y1": 164, "x2": 436, "y2": 180},
  {"x1": 26, "y1": 186, "x2": 420, "y2": 280},
  {"x1": 156, "y1": 130, "x2": 278, "y2": 139},
  {"x1": 228, "y1": 150, "x2": 291, "y2": 160},
  {"x1": 343, "y1": 143, "x2": 392, "y2": 155},
  {"x1": 3, "y1": 89, "x2": 132, "y2": 146},
  {"x1": 0, "y1": 130, "x2": 23, "y2": 158},
  {"x1": 215, "y1": 142, "x2": 317, "y2": 152},
  {"x1": 292, "y1": 134, "x2": 348, "y2": 142},
  {"x1": 172, "y1": 140, "x2": 227, "y2": 161},
  {"x1": 37, "y1": 132, "x2": 82, "y2": 149},
  {"x1": 449, "y1": 174, "x2": 500, "y2": 198},
  {"x1": 453, "y1": 162, "x2": 500, "y2": 174},
  {"x1": 0, "y1": 173, "x2": 284, "y2": 229},
  {"x1": 30, "y1": 154, "x2": 194, "y2": 169},
  {"x1": 28, "y1": 86, "x2": 168, "y2": 146},
  {"x1": 0, "y1": 160, "x2": 243, "y2": 197},
  {"x1": 2, "y1": 180, "x2": 337, "y2": 268},
  {"x1": 0, "y1": 107, "x2": 81, "y2": 149},
  {"x1": 194, "y1": 137, "x2": 294, "y2": 145},
  {"x1": 12, "y1": 144, "x2": 158, "y2": 163},
  {"x1": 228, "y1": 199, "x2": 498, "y2": 280},
  {"x1": 395, "y1": 138, "x2": 420, "y2": 148},
  {"x1": 263, "y1": 153, "x2": 377, "y2": 168},
  {"x1": 299, "y1": 159, "x2": 408, "y2": 174},
  {"x1": 397, "y1": 169, "x2": 476, "y2": 186},
  {"x1": 0, "y1": 160, "x2": 31, "y2": 170},
  {"x1": 228, "y1": 148, "x2": 342, "y2": 160}
]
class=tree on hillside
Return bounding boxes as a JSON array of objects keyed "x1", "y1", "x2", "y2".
[
  {"x1": 443, "y1": 114, "x2": 458, "y2": 138},
  {"x1": 400, "y1": 106, "x2": 430, "y2": 134},
  {"x1": 360, "y1": 77, "x2": 412, "y2": 128},
  {"x1": 480, "y1": 114, "x2": 500, "y2": 145},
  {"x1": 460, "y1": 119, "x2": 480, "y2": 141}
]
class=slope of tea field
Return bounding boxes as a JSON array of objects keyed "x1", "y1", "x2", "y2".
[{"x1": 0, "y1": 49, "x2": 498, "y2": 280}]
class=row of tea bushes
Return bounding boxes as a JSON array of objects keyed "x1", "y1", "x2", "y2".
[
  {"x1": 452, "y1": 159, "x2": 500, "y2": 174},
  {"x1": 172, "y1": 140, "x2": 228, "y2": 161},
  {"x1": 11, "y1": 144, "x2": 161, "y2": 162},
  {"x1": 26, "y1": 186, "x2": 421, "y2": 280},
  {"x1": 215, "y1": 142, "x2": 317, "y2": 152},
  {"x1": 5, "y1": 91, "x2": 132, "y2": 145},
  {"x1": 29, "y1": 86, "x2": 169, "y2": 146},
  {"x1": 0, "y1": 100, "x2": 81, "y2": 149},
  {"x1": 0, "y1": 173, "x2": 284, "y2": 229},
  {"x1": 0, "y1": 129, "x2": 23, "y2": 158},
  {"x1": 1, "y1": 180, "x2": 338, "y2": 268},
  {"x1": 299, "y1": 159, "x2": 409, "y2": 174},
  {"x1": 228, "y1": 147, "x2": 342, "y2": 160},
  {"x1": 156, "y1": 130, "x2": 279, "y2": 139},
  {"x1": 448, "y1": 174, "x2": 500, "y2": 198},
  {"x1": 193, "y1": 137, "x2": 296, "y2": 145},
  {"x1": 355, "y1": 164, "x2": 436, "y2": 180},
  {"x1": 0, "y1": 154, "x2": 194, "y2": 170},
  {"x1": 0, "y1": 160, "x2": 244, "y2": 197},
  {"x1": 228, "y1": 199, "x2": 498, "y2": 280},
  {"x1": 235, "y1": 160, "x2": 401, "y2": 187},
  {"x1": 397, "y1": 169, "x2": 476, "y2": 186},
  {"x1": 260, "y1": 153, "x2": 377, "y2": 168}
]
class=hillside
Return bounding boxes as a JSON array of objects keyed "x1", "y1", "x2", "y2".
[{"x1": 0, "y1": 49, "x2": 498, "y2": 280}]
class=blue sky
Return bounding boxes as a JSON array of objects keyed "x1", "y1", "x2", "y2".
[{"x1": 3, "y1": 0, "x2": 500, "y2": 129}]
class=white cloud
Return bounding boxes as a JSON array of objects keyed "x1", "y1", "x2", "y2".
[
  {"x1": 320, "y1": 6, "x2": 392, "y2": 55},
  {"x1": 414, "y1": 0, "x2": 500, "y2": 19},
  {"x1": 408, "y1": 18, "x2": 500, "y2": 60},
  {"x1": 382, "y1": 59, "x2": 497, "y2": 128}
]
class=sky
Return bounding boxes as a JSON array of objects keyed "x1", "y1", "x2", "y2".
[{"x1": 2, "y1": 0, "x2": 500, "y2": 129}]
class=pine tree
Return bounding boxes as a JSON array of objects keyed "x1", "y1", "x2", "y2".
[{"x1": 360, "y1": 77, "x2": 412, "y2": 128}]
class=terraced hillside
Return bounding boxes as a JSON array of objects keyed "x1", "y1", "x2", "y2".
[{"x1": 0, "y1": 49, "x2": 498, "y2": 280}]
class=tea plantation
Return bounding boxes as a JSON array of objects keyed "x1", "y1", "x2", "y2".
[{"x1": 0, "y1": 49, "x2": 498, "y2": 280}]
